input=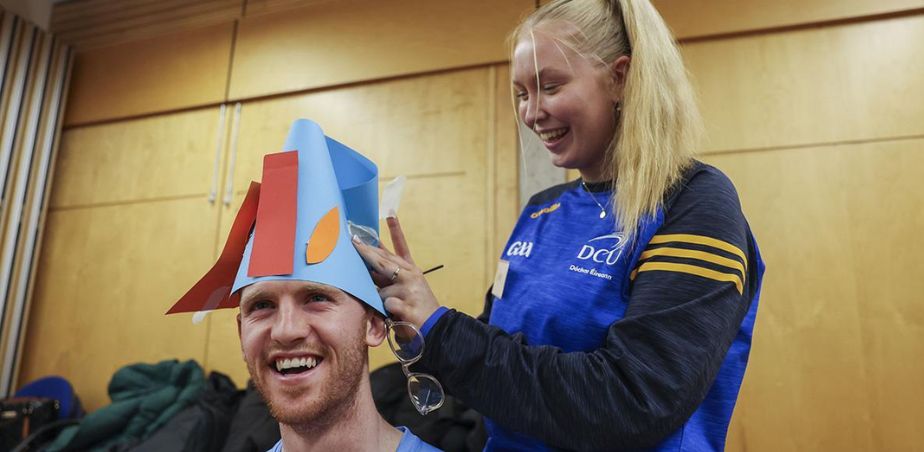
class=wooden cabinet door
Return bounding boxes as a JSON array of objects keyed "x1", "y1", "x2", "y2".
[
  {"x1": 20, "y1": 107, "x2": 227, "y2": 410},
  {"x1": 64, "y1": 22, "x2": 235, "y2": 126}
]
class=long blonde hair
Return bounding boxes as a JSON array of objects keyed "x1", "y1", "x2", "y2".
[{"x1": 513, "y1": 0, "x2": 702, "y2": 241}]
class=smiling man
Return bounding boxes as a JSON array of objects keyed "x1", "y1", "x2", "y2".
[
  {"x1": 240, "y1": 280, "x2": 431, "y2": 451},
  {"x1": 167, "y1": 120, "x2": 440, "y2": 452}
]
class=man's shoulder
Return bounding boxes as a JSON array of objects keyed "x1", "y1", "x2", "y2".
[
  {"x1": 266, "y1": 439, "x2": 283, "y2": 452},
  {"x1": 265, "y1": 428, "x2": 441, "y2": 452},
  {"x1": 396, "y1": 426, "x2": 443, "y2": 452}
]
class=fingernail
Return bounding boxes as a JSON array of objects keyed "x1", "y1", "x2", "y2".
[{"x1": 352, "y1": 234, "x2": 360, "y2": 244}]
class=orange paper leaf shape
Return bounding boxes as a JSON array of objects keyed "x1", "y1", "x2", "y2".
[{"x1": 306, "y1": 206, "x2": 340, "y2": 264}]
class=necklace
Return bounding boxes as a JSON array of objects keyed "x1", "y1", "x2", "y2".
[{"x1": 581, "y1": 181, "x2": 608, "y2": 219}]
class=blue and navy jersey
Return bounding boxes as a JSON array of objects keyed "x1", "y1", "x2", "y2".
[{"x1": 418, "y1": 161, "x2": 764, "y2": 451}]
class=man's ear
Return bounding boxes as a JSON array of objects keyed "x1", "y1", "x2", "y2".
[
  {"x1": 609, "y1": 54, "x2": 631, "y2": 102},
  {"x1": 365, "y1": 313, "x2": 387, "y2": 347},
  {"x1": 237, "y1": 312, "x2": 245, "y2": 355}
]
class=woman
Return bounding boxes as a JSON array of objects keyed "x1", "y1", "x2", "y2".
[{"x1": 355, "y1": 0, "x2": 764, "y2": 450}]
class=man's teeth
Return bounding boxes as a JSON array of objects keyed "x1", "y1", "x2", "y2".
[
  {"x1": 275, "y1": 357, "x2": 318, "y2": 372},
  {"x1": 538, "y1": 128, "x2": 567, "y2": 141}
]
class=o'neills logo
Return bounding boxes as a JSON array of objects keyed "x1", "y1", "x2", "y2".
[
  {"x1": 576, "y1": 233, "x2": 626, "y2": 266},
  {"x1": 530, "y1": 203, "x2": 560, "y2": 219}
]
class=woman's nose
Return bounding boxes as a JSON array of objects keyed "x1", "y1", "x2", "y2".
[{"x1": 521, "y1": 95, "x2": 547, "y2": 128}]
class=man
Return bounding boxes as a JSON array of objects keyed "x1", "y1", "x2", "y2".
[
  {"x1": 240, "y1": 280, "x2": 435, "y2": 451},
  {"x1": 168, "y1": 119, "x2": 440, "y2": 451}
]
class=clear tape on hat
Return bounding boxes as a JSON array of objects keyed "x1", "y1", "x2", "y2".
[
  {"x1": 349, "y1": 221, "x2": 380, "y2": 247},
  {"x1": 379, "y1": 175, "x2": 406, "y2": 219}
]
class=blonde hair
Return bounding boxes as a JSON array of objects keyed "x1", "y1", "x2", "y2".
[{"x1": 513, "y1": 0, "x2": 702, "y2": 241}]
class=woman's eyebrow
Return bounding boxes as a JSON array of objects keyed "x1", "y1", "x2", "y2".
[
  {"x1": 536, "y1": 67, "x2": 569, "y2": 80},
  {"x1": 515, "y1": 68, "x2": 563, "y2": 85}
]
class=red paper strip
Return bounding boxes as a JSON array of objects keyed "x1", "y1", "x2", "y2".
[
  {"x1": 166, "y1": 182, "x2": 261, "y2": 314},
  {"x1": 248, "y1": 151, "x2": 299, "y2": 277}
]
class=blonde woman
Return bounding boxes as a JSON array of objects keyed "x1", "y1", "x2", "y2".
[{"x1": 356, "y1": 0, "x2": 764, "y2": 450}]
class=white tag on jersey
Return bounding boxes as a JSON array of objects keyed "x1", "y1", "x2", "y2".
[{"x1": 492, "y1": 259, "x2": 510, "y2": 299}]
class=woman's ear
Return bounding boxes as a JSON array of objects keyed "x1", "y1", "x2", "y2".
[
  {"x1": 366, "y1": 313, "x2": 387, "y2": 347},
  {"x1": 609, "y1": 55, "x2": 631, "y2": 101}
]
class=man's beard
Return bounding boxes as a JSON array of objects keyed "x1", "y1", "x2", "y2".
[{"x1": 247, "y1": 325, "x2": 368, "y2": 428}]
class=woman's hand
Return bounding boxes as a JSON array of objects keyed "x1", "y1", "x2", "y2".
[{"x1": 352, "y1": 216, "x2": 441, "y2": 328}]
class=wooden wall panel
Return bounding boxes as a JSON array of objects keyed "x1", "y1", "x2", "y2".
[
  {"x1": 22, "y1": 106, "x2": 228, "y2": 407},
  {"x1": 684, "y1": 14, "x2": 924, "y2": 154},
  {"x1": 703, "y1": 138, "x2": 924, "y2": 451},
  {"x1": 491, "y1": 65, "x2": 520, "y2": 274},
  {"x1": 224, "y1": 68, "x2": 491, "y2": 196},
  {"x1": 537, "y1": 0, "x2": 922, "y2": 38},
  {"x1": 244, "y1": 0, "x2": 335, "y2": 18},
  {"x1": 228, "y1": 0, "x2": 533, "y2": 99},
  {"x1": 204, "y1": 67, "x2": 499, "y2": 381},
  {"x1": 655, "y1": 0, "x2": 923, "y2": 39},
  {"x1": 64, "y1": 22, "x2": 234, "y2": 126},
  {"x1": 51, "y1": 0, "x2": 242, "y2": 50},
  {"x1": 52, "y1": 108, "x2": 225, "y2": 207},
  {"x1": 19, "y1": 199, "x2": 221, "y2": 410}
]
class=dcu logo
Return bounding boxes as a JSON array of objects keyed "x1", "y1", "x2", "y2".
[
  {"x1": 576, "y1": 233, "x2": 626, "y2": 266},
  {"x1": 506, "y1": 241, "x2": 533, "y2": 258}
]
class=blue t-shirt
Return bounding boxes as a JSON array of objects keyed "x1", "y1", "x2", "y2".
[{"x1": 266, "y1": 426, "x2": 440, "y2": 452}]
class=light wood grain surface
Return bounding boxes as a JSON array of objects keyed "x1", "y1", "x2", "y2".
[
  {"x1": 64, "y1": 23, "x2": 234, "y2": 126},
  {"x1": 20, "y1": 199, "x2": 221, "y2": 410},
  {"x1": 228, "y1": 0, "x2": 532, "y2": 99},
  {"x1": 705, "y1": 137, "x2": 924, "y2": 451},
  {"x1": 52, "y1": 108, "x2": 225, "y2": 207},
  {"x1": 685, "y1": 14, "x2": 924, "y2": 154}
]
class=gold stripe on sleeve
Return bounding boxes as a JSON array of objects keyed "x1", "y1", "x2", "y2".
[
  {"x1": 631, "y1": 262, "x2": 743, "y2": 294},
  {"x1": 638, "y1": 247, "x2": 745, "y2": 279},
  {"x1": 648, "y1": 234, "x2": 747, "y2": 270}
]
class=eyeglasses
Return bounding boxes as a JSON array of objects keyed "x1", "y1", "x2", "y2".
[{"x1": 384, "y1": 319, "x2": 445, "y2": 415}]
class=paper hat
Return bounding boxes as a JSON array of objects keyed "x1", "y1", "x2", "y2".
[{"x1": 167, "y1": 119, "x2": 385, "y2": 316}]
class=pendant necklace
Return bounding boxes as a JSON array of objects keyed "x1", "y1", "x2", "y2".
[{"x1": 581, "y1": 181, "x2": 608, "y2": 219}]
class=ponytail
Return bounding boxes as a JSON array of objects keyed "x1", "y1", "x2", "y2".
[{"x1": 613, "y1": 0, "x2": 701, "y2": 240}]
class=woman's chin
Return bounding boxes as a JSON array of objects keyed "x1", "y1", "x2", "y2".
[
  {"x1": 548, "y1": 155, "x2": 585, "y2": 173},
  {"x1": 546, "y1": 152, "x2": 572, "y2": 169}
]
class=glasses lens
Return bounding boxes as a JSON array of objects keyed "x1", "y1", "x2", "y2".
[
  {"x1": 388, "y1": 322, "x2": 424, "y2": 363},
  {"x1": 407, "y1": 373, "x2": 444, "y2": 415}
]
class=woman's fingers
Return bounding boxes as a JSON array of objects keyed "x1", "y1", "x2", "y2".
[
  {"x1": 352, "y1": 235, "x2": 413, "y2": 283},
  {"x1": 369, "y1": 270, "x2": 394, "y2": 287},
  {"x1": 386, "y1": 216, "x2": 416, "y2": 265},
  {"x1": 352, "y1": 237, "x2": 392, "y2": 277},
  {"x1": 353, "y1": 227, "x2": 441, "y2": 327},
  {"x1": 383, "y1": 296, "x2": 408, "y2": 318},
  {"x1": 377, "y1": 271, "x2": 439, "y2": 328},
  {"x1": 378, "y1": 283, "x2": 405, "y2": 303}
]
